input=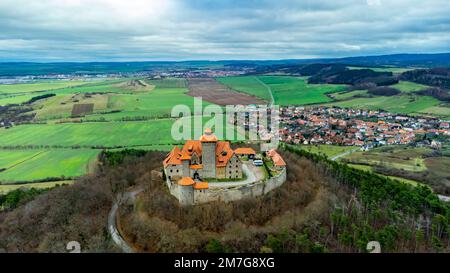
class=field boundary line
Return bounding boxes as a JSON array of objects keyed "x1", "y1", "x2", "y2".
[
  {"x1": 2, "y1": 150, "x2": 47, "y2": 172},
  {"x1": 255, "y1": 76, "x2": 274, "y2": 105}
]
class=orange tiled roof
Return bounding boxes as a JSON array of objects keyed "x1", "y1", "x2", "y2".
[
  {"x1": 178, "y1": 177, "x2": 195, "y2": 186},
  {"x1": 194, "y1": 182, "x2": 209, "y2": 190},
  {"x1": 234, "y1": 147, "x2": 256, "y2": 155},
  {"x1": 216, "y1": 141, "x2": 234, "y2": 167},
  {"x1": 200, "y1": 128, "x2": 218, "y2": 142},
  {"x1": 163, "y1": 146, "x2": 182, "y2": 167},
  {"x1": 267, "y1": 149, "x2": 286, "y2": 167},
  {"x1": 190, "y1": 164, "x2": 203, "y2": 169}
]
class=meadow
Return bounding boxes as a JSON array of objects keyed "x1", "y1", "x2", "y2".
[
  {"x1": 391, "y1": 81, "x2": 429, "y2": 92},
  {"x1": 219, "y1": 75, "x2": 346, "y2": 105},
  {"x1": 0, "y1": 80, "x2": 87, "y2": 94},
  {"x1": 216, "y1": 76, "x2": 272, "y2": 101},
  {"x1": 0, "y1": 149, "x2": 99, "y2": 183},
  {"x1": 324, "y1": 94, "x2": 441, "y2": 114}
]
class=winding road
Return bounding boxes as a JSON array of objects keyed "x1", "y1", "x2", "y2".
[{"x1": 108, "y1": 188, "x2": 143, "y2": 253}]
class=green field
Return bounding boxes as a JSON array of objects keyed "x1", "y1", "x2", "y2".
[
  {"x1": 330, "y1": 90, "x2": 369, "y2": 100},
  {"x1": 147, "y1": 78, "x2": 187, "y2": 88},
  {"x1": 0, "y1": 149, "x2": 99, "y2": 183},
  {"x1": 391, "y1": 81, "x2": 429, "y2": 93},
  {"x1": 294, "y1": 144, "x2": 357, "y2": 158},
  {"x1": 324, "y1": 94, "x2": 441, "y2": 114},
  {"x1": 0, "y1": 81, "x2": 87, "y2": 94},
  {"x1": 346, "y1": 66, "x2": 416, "y2": 74},
  {"x1": 0, "y1": 115, "x2": 243, "y2": 148},
  {"x1": 217, "y1": 76, "x2": 272, "y2": 101},
  {"x1": 220, "y1": 76, "x2": 346, "y2": 105}
]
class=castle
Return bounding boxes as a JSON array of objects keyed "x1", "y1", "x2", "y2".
[
  {"x1": 163, "y1": 128, "x2": 243, "y2": 181},
  {"x1": 163, "y1": 128, "x2": 287, "y2": 205}
]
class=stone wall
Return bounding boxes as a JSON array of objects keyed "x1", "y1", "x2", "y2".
[{"x1": 165, "y1": 167, "x2": 287, "y2": 205}]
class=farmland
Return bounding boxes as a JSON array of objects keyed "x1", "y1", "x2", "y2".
[
  {"x1": 219, "y1": 76, "x2": 346, "y2": 105},
  {"x1": 391, "y1": 81, "x2": 429, "y2": 92},
  {"x1": 323, "y1": 93, "x2": 441, "y2": 115},
  {"x1": 0, "y1": 149, "x2": 99, "y2": 183}
]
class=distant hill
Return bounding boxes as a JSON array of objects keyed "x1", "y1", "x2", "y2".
[{"x1": 1, "y1": 53, "x2": 449, "y2": 76}]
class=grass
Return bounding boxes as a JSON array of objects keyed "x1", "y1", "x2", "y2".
[
  {"x1": 147, "y1": 78, "x2": 187, "y2": 88},
  {"x1": 0, "y1": 149, "x2": 99, "y2": 183},
  {"x1": 0, "y1": 180, "x2": 74, "y2": 194},
  {"x1": 33, "y1": 93, "x2": 110, "y2": 120},
  {"x1": 295, "y1": 144, "x2": 357, "y2": 158},
  {"x1": 0, "y1": 94, "x2": 38, "y2": 105},
  {"x1": 258, "y1": 76, "x2": 346, "y2": 106},
  {"x1": 0, "y1": 116, "x2": 244, "y2": 148},
  {"x1": 417, "y1": 106, "x2": 450, "y2": 120},
  {"x1": 330, "y1": 90, "x2": 369, "y2": 100},
  {"x1": 391, "y1": 81, "x2": 429, "y2": 93},
  {"x1": 0, "y1": 81, "x2": 86, "y2": 94},
  {"x1": 324, "y1": 94, "x2": 441, "y2": 114},
  {"x1": 216, "y1": 76, "x2": 272, "y2": 101},
  {"x1": 217, "y1": 76, "x2": 346, "y2": 105},
  {"x1": 346, "y1": 66, "x2": 415, "y2": 74},
  {"x1": 98, "y1": 87, "x2": 212, "y2": 119}
]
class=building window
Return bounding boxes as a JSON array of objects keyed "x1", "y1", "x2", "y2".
[
  {"x1": 170, "y1": 169, "x2": 173, "y2": 173},
  {"x1": 176, "y1": 169, "x2": 179, "y2": 173}
]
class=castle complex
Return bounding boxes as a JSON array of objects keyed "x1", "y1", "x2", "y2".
[
  {"x1": 163, "y1": 128, "x2": 243, "y2": 182},
  {"x1": 163, "y1": 129, "x2": 287, "y2": 205}
]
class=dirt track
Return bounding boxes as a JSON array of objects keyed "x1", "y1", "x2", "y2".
[{"x1": 187, "y1": 78, "x2": 266, "y2": 106}]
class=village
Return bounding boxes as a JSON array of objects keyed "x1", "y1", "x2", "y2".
[{"x1": 278, "y1": 106, "x2": 449, "y2": 149}]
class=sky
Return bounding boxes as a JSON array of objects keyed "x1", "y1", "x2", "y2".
[{"x1": 0, "y1": 0, "x2": 449, "y2": 62}]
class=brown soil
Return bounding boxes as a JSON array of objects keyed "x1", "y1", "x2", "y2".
[{"x1": 187, "y1": 78, "x2": 266, "y2": 105}]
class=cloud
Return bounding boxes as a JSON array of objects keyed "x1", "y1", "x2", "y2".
[{"x1": 0, "y1": 0, "x2": 449, "y2": 61}]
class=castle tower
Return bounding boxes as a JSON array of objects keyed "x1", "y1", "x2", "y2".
[
  {"x1": 200, "y1": 128, "x2": 217, "y2": 178},
  {"x1": 180, "y1": 152, "x2": 191, "y2": 178},
  {"x1": 178, "y1": 177, "x2": 195, "y2": 205}
]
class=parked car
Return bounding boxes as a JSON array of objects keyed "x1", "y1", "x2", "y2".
[{"x1": 253, "y1": 159, "x2": 264, "y2": 166}]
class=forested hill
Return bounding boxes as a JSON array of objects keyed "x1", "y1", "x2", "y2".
[{"x1": 1, "y1": 53, "x2": 449, "y2": 76}]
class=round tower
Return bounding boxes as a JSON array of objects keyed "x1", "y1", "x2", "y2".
[{"x1": 177, "y1": 177, "x2": 195, "y2": 205}]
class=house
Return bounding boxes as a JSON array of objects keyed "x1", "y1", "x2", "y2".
[
  {"x1": 234, "y1": 147, "x2": 256, "y2": 160},
  {"x1": 266, "y1": 149, "x2": 287, "y2": 170}
]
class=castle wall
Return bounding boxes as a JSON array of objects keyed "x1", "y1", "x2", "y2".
[
  {"x1": 165, "y1": 165, "x2": 183, "y2": 181},
  {"x1": 193, "y1": 168, "x2": 286, "y2": 204}
]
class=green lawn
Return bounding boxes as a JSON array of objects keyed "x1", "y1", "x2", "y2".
[
  {"x1": 216, "y1": 76, "x2": 272, "y2": 101},
  {"x1": 346, "y1": 66, "x2": 415, "y2": 74},
  {"x1": 0, "y1": 149, "x2": 99, "y2": 183},
  {"x1": 391, "y1": 81, "x2": 429, "y2": 93}
]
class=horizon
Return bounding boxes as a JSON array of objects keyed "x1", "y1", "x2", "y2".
[
  {"x1": 1, "y1": 0, "x2": 450, "y2": 62},
  {"x1": 1, "y1": 52, "x2": 450, "y2": 64}
]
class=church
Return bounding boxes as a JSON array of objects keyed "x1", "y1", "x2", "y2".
[{"x1": 163, "y1": 128, "x2": 243, "y2": 182}]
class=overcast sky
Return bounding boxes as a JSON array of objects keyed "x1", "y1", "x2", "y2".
[{"x1": 0, "y1": 0, "x2": 449, "y2": 62}]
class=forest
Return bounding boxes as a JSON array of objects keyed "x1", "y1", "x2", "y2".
[{"x1": 0, "y1": 147, "x2": 448, "y2": 253}]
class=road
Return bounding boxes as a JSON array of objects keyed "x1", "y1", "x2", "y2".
[
  {"x1": 255, "y1": 76, "x2": 274, "y2": 105},
  {"x1": 331, "y1": 148, "x2": 360, "y2": 161},
  {"x1": 108, "y1": 188, "x2": 143, "y2": 253},
  {"x1": 208, "y1": 163, "x2": 258, "y2": 188}
]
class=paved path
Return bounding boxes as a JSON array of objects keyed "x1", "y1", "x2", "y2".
[
  {"x1": 331, "y1": 148, "x2": 360, "y2": 161},
  {"x1": 255, "y1": 76, "x2": 274, "y2": 105},
  {"x1": 208, "y1": 163, "x2": 257, "y2": 188},
  {"x1": 108, "y1": 188, "x2": 143, "y2": 253},
  {"x1": 438, "y1": 195, "x2": 450, "y2": 202}
]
